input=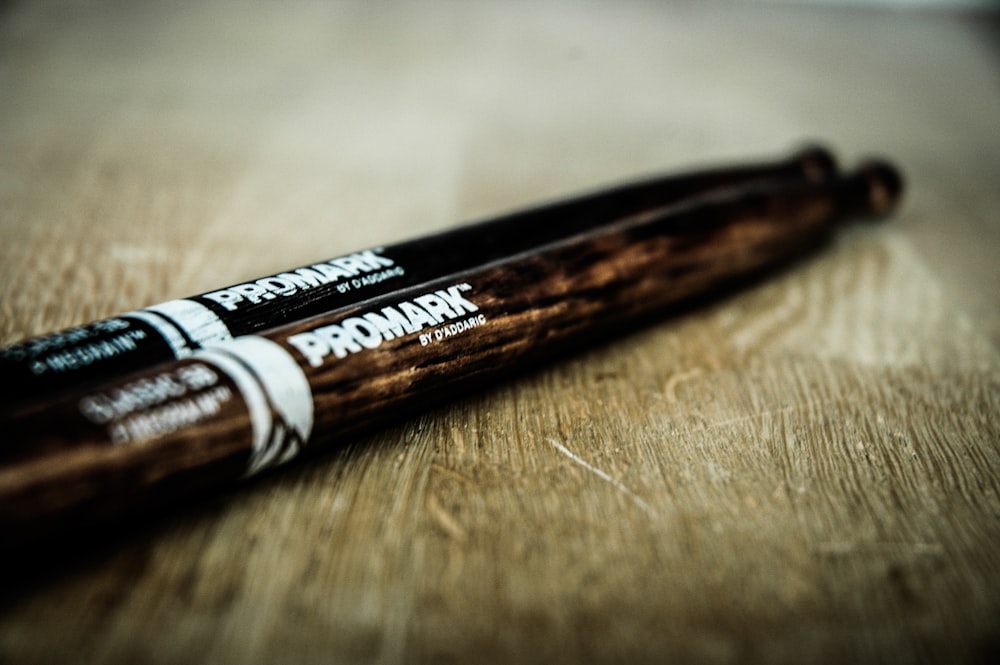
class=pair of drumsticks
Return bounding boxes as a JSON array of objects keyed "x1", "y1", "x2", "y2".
[{"x1": 0, "y1": 145, "x2": 903, "y2": 552}]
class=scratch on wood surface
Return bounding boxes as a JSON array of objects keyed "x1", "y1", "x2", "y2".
[
  {"x1": 694, "y1": 400, "x2": 836, "y2": 433},
  {"x1": 427, "y1": 493, "x2": 468, "y2": 542},
  {"x1": 663, "y1": 367, "x2": 703, "y2": 402},
  {"x1": 814, "y1": 541, "x2": 946, "y2": 562},
  {"x1": 547, "y1": 438, "x2": 659, "y2": 519},
  {"x1": 726, "y1": 281, "x2": 806, "y2": 352}
]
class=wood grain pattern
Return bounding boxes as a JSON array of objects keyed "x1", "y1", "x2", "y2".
[{"x1": 1, "y1": 2, "x2": 998, "y2": 664}]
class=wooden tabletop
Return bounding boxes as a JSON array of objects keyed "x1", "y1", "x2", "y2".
[{"x1": 1, "y1": 2, "x2": 997, "y2": 663}]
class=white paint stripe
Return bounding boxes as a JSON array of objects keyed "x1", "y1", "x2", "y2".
[
  {"x1": 124, "y1": 309, "x2": 194, "y2": 357},
  {"x1": 195, "y1": 346, "x2": 272, "y2": 470},
  {"x1": 146, "y1": 299, "x2": 233, "y2": 347},
  {"x1": 196, "y1": 337, "x2": 314, "y2": 476}
]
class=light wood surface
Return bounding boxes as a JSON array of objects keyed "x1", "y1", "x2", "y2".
[{"x1": 1, "y1": 2, "x2": 998, "y2": 663}]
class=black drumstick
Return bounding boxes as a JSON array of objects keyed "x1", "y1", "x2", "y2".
[{"x1": 0, "y1": 146, "x2": 835, "y2": 407}]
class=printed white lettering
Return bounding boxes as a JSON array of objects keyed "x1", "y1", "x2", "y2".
[
  {"x1": 255, "y1": 276, "x2": 297, "y2": 296},
  {"x1": 287, "y1": 329, "x2": 336, "y2": 367},
  {"x1": 311, "y1": 262, "x2": 354, "y2": 281},
  {"x1": 341, "y1": 318, "x2": 383, "y2": 349},
  {"x1": 356, "y1": 249, "x2": 395, "y2": 269},
  {"x1": 399, "y1": 302, "x2": 438, "y2": 330},
  {"x1": 1, "y1": 318, "x2": 133, "y2": 362},
  {"x1": 198, "y1": 249, "x2": 398, "y2": 312},
  {"x1": 330, "y1": 256, "x2": 367, "y2": 275},
  {"x1": 201, "y1": 289, "x2": 244, "y2": 311},
  {"x1": 33, "y1": 329, "x2": 148, "y2": 375},
  {"x1": 232, "y1": 283, "x2": 275, "y2": 304},
  {"x1": 79, "y1": 363, "x2": 219, "y2": 424},
  {"x1": 412, "y1": 294, "x2": 455, "y2": 323},
  {"x1": 108, "y1": 385, "x2": 233, "y2": 445},
  {"x1": 286, "y1": 283, "x2": 482, "y2": 367},
  {"x1": 437, "y1": 284, "x2": 479, "y2": 315},
  {"x1": 279, "y1": 267, "x2": 327, "y2": 289},
  {"x1": 361, "y1": 307, "x2": 415, "y2": 338}
]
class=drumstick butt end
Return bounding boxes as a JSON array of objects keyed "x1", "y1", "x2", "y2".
[
  {"x1": 856, "y1": 160, "x2": 904, "y2": 217},
  {"x1": 794, "y1": 144, "x2": 839, "y2": 182}
]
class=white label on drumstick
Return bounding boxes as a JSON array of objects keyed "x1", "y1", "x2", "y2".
[
  {"x1": 146, "y1": 299, "x2": 233, "y2": 347},
  {"x1": 125, "y1": 299, "x2": 233, "y2": 358},
  {"x1": 196, "y1": 337, "x2": 314, "y2": 476}
]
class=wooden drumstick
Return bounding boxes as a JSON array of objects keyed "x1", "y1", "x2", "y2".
[
  {"x1": 0, "y1": 146, "x2": 836, "y2": 407},
  {"x1": 0, "y1": 161, "x2": 903, "y2": 553}
]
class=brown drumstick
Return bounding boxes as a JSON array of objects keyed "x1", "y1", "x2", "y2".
[{"x1": 0, "y1": 161, "x2": 903, "y2": 553}]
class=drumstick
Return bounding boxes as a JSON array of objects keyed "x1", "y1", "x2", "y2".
[
  {"x1": 0, "y1": 161, "x2": 902, "y2": 552},
  {"x1": 0, "y1": 146, "x2": 836, "y2": 407}
]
